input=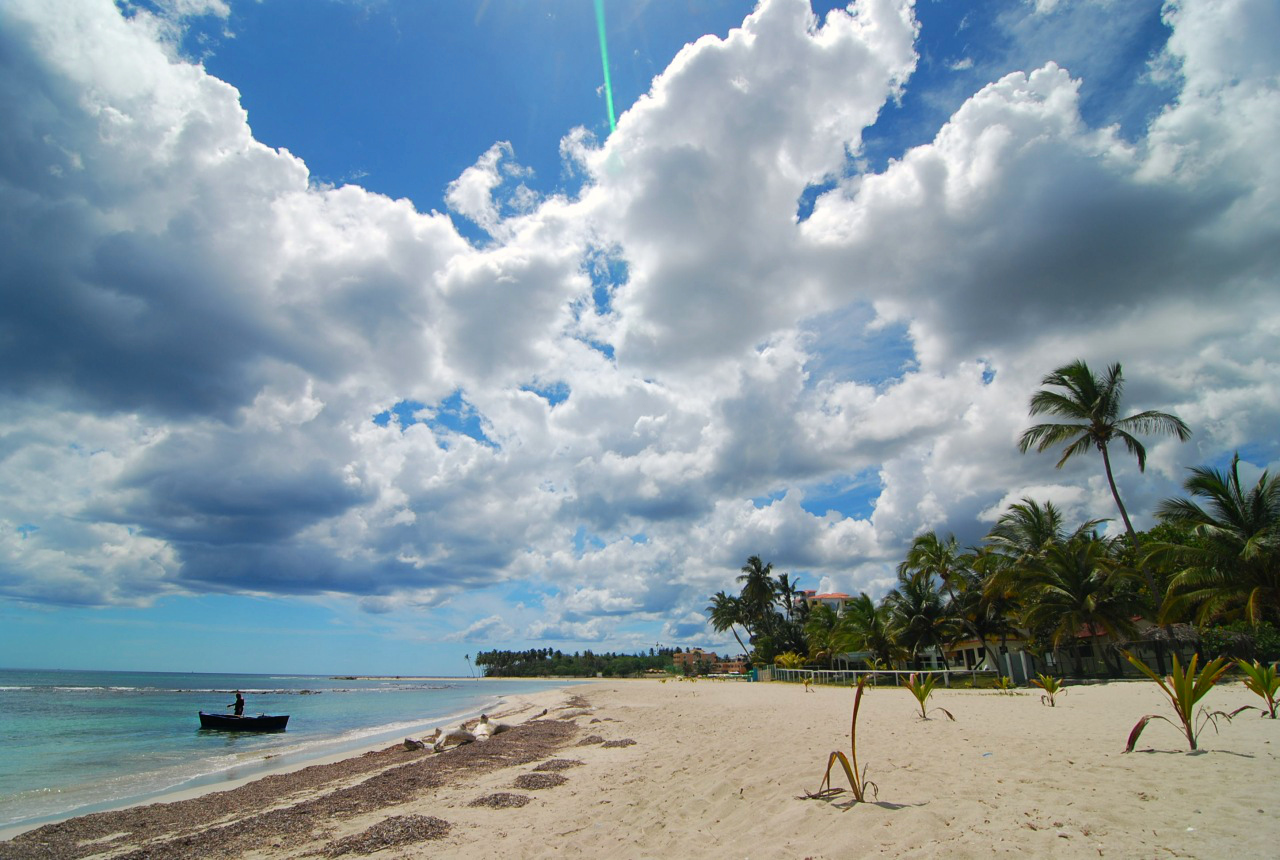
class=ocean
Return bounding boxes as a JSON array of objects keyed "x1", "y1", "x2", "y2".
[{"x1": 0, "y1": 668, "x2": 573, "y2": 833}]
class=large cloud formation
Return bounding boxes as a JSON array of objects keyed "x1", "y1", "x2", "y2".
[{"x1": 1, "y1": 0, "x2": 1276, "y2": 651}]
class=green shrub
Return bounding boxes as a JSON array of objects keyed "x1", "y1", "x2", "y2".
[{"x1": 1200, "y1": 621, "x2": 1280, "y2": 663}]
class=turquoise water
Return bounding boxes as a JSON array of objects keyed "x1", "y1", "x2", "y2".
[{"x1": 0, "y1": 669, "x2": 570, "y2": 831}]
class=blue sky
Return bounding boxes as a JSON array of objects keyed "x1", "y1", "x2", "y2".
[
  {"x1": 1, "y1": 0, "x2": 1277, "y2": 675},
  {"x1": 186, "y1": 1, "x2": 783, "y2": 212}
]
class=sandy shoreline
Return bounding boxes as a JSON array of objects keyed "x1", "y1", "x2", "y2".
[
  {"x1": 2, "y1": 677, "x2": 1276, "y2": 858},
  {"x1": 0, "y1": 686, "x2": 571, "y2": 843}
]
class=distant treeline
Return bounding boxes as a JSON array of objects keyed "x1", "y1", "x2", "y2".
[{"x1": 473, "y1": 647, "x2": 675, "y2": 677}]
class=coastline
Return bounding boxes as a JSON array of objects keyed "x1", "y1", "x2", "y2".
[
  {"x1": 3, "y1": 678, "x2": 1277, "y2": 858},
  {"x1": 0, "y1": 684, "x2": 571, "y2": 843}
]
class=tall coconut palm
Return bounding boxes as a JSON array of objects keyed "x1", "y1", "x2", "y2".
[
  {"x1": 1018, "y1": 361, "x2": 1190, "y2": 547},
  {"x1": 1020, "y1": 537, "x2": 1141, "y2": 676},
  {"x1": 1018, "y1": 360, "x2": 1190, "y2": 615},
  {"x1": 706, "y1": 590, "x2": 749, "y2": 656},
  {"x1": 1155, "y1": 454, "x2": 1280, "y2": 626}
]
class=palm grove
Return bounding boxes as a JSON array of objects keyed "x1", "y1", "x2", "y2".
[{"x1": 707, "y1": 361, "x2": 1280, "y2": 677}]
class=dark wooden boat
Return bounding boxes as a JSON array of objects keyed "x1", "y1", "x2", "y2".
[{"x1": 198, "y1": 711, "x2": 289, "y2": 731}]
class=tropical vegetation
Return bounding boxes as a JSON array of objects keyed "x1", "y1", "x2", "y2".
[
  {"x1": 1123, "y1": 651, "x2": 1235, "y2": 752},
  {"x1": 702, "y1": 360, "x2": 1278, "y2": 683},
  {"x1": 1235, "y1": 660, "x2": 1280, "y2": 718},
  {"x1": 1030, "y1": 673, "x2": 1065, "y2": 707},
  {"x1": 904, "y1": 673, "x2": 955, "y2": 720},
  {"x1": 475, "y1": 648, "x2": 675, "y2": 677}
]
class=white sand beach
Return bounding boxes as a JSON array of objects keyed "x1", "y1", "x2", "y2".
[{"x1": 3, "y1": 677, "x2": 1276, "y2": 859}]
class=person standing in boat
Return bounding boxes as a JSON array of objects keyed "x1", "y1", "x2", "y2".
[{"x1": 228, "y1": 691, "x2": 245, "y2": 717}]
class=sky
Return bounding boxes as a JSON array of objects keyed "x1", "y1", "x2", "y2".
[{"x1": 1, "y1": 0, "x2": 1277, "y2": 676}]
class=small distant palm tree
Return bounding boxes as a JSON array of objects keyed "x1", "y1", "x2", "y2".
[
  {"x1": 1155, "y1": 454, "x2": 1280, "y2": 626},
  {"x1": 736, "y1": 555, "x2": 782, "y2": 644},
  {"x1": 980, "y1": 499, "x2": 1105, "y2": 654},
  {"x1": 951, "y1": 563, "x2": 1019, "y2": 671},
  {"x1": 706, "y1": 591, "x2": 750, "y2": 656},
  {"x1": 776, "y1": 572, "x2": 802, "y2": 620},
  {"x1": 970, "y1": 547, "x2": 1025, "y2": 671}
]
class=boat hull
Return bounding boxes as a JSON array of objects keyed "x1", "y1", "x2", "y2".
[{"x1": 198, "y1": 711, "x2": 289, "y2": 732}]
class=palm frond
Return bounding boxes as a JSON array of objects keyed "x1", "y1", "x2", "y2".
[
  {"x1": 1112, "y1": 428, "x2": 1149, "y2": 472},
  {"x1": 1054, "y1": 435, "x2": 1094, "y2": 469},
  {"x1": 1115, "y1": 409, "x2": 1192, "y2": 442}
]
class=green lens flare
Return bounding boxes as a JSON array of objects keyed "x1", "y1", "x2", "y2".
[{"x1": 594, "y1": 0, "x2": 617, "y2": 133}]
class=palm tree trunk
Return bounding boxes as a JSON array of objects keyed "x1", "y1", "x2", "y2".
[
  {"x1": 981, "y1": 640, "x2": 1001, "y2": 672},
  {"x1": 1100, "y1": 444, "x2": 1139, "y2": 545},
  {"x1": 1065, "y1": 639, "x2": 1083, "y2": 676},
  {"x1": 1101, "y1": 443, "x2": 1168, "y2": 674},
  {"x1": 1089, "y1": 637, "x2": 1103, "y2": 677}
]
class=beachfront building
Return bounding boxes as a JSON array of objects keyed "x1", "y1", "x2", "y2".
[
  {"x1": 798, "y1": 590, "x2": 852, "y2": 616},
  {"x1": 713, "y1": 656, "x2": 750, "y2": 674},
  {"x1": 940, "y1": 619, "x2": 1198, "y2": 682},
  {"x1": 942, "y1": 635, "x2": 1036, "y2": 683},
  {"x1": 671, "y1": 648, "x2": 749, "y2": 675}
]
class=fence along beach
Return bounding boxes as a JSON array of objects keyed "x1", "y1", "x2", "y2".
[{"x1": 3, "y1": 677, "x2": 1277, "y2": 858}]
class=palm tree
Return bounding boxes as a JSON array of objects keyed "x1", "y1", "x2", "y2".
[
  {"x1": 803, "y1": 603, "x2": 842, "y2": 668},
  {"x1": 706, "y1": 591, "x2": 749, "y2": 656},
  {"x1": 1154, "y1": 454, "x2": 1280, "y2": 626},
  {"x1": 1020, "y1": 537, "x2": 1141, "y2": 676},
  {"x1": 1018, "y1": 360, "x2": 1190, "y2": 615},
  {"x1": 981, "y1": 498, "x2": 1106, "y2": 620},
  {"x1": 985, "y1": 498, "x2": 1105, "y2": 564},
  {"x1": 836, "y1": 593, "x2": 900, "y2": 667},
  {"x1": 950, "y1": 562, "x2": 1019, "y2": 671},
  {"x1": 884, "y1": 572, "x2": 958, "y2": 670},
  {"x1": 970, "y1": 547, "x2": 1025, "y2": 671},
  {"x1": 899, "y1": 532, "x2": 967, "y2": 603},
  {"x1": 775, "y1": 572, "x2": 802, "y2": 620},
  {"x1": 737, "y1": 555, "x2": 778, "y2": 639},
  {"x1": 1019, "y1": 361, "x2": 1191, "y2": 546}
]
